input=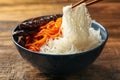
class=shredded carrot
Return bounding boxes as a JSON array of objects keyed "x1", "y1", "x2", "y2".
[{"x1": 25, "y1": 18, "x2": 62, "y2": 52}]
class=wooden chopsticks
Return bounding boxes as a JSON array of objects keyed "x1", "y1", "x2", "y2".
[{"x1": 72, "y1": 0, "x2": 103, "y2": 8}]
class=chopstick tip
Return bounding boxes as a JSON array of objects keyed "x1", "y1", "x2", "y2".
[{"x1": 72, "y1": 0, "x2": 103, "y2": 8}]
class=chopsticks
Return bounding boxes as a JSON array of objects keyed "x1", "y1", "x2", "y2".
[{"x1": 72, "y1": 0, "x2": 103, "y2": 8}]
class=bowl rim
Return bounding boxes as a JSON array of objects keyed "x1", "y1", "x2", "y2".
[{"x1": 12, "y1": 17, "x2": 108, "y2": 56}]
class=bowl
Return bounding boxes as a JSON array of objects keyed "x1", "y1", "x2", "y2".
[{"x1": 12, "y1": 14, "x2": 108, "y2": 75}]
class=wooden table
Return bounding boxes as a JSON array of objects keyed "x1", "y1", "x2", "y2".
[{"x1": 0, "y1": 1, "x2": 120, "y2": 80}]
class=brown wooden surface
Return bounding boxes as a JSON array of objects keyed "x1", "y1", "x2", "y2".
[
  {"x1": 0, "y1": 0, "x2": 120, "y2": 80},
  {"x1": 0, "y1": 0, "x2": 119, "y2": 21}
]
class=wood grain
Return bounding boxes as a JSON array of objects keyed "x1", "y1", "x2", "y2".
[
  {"x1": 0, "y1": 0, "x2": 120, "y2": 80},
  {"x1": 0, "y1": 0, "x2": 119, "y2": 21}
]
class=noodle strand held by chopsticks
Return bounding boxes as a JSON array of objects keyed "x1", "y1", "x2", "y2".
[{"x1": 25, "y1": 18, "x2": 62, "y2": 52}]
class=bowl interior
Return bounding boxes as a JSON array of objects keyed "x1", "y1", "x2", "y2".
[
  {"x1": 12, "y1": 15, "x2": 108, "y2": 56},
  {"x1": 92, "y1": 21, "x2": 108, "y2": 41}
]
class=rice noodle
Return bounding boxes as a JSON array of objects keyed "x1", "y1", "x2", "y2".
[{"x1": 40, "y1": 3, "x2": 102, "y2": 54}]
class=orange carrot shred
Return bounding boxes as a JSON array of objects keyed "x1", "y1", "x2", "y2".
[{"x1": 25, "y1": 18, "x2": 62, "y2": 52}]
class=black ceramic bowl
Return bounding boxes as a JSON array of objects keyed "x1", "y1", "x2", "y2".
[{"x1": 12, "y1": 14, "x2": 108, "y2": 75}]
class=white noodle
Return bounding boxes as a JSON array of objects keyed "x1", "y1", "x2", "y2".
[{"x1": 40, "y1": 3, "x2": 102, "y2": 54}]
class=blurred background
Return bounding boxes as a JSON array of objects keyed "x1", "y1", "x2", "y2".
[{"x1": 0, "y1": 0, "x2": 119, "y2": 21}]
